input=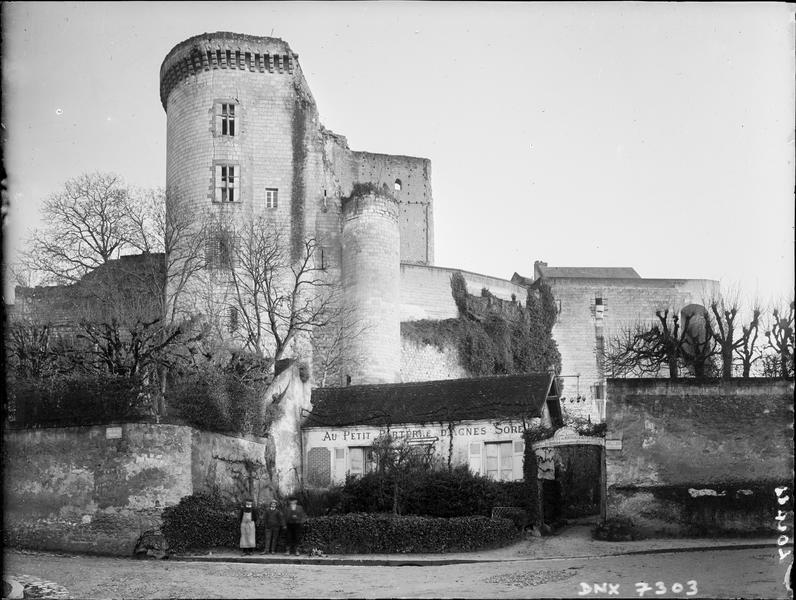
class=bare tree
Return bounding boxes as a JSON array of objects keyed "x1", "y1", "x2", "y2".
[
  {"x1": 705, "y1": 291, "x2": 744, "y2": 380},
  {"x1": 764, "y1": 300, "x2": 795, "y2": 378},
  {"x1": 162, "y1": 199, "x2": 209, "y2": 323},
  {"x1": 213, "y1": 216, "x2": 339, "y2": 364},
  {"x1": 24, "y1": 173, "x2": 139, "y2": 283},
  {"x1": 311, "y1": 306, "x2": 370, "y2": 387},
  {"x1": 603, "y1": 308, "x2": 715, "y2": 379},
  {"x1": 734, "y1": 303, "x2": 762, "y2": 378}
]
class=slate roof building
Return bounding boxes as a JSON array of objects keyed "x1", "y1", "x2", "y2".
[{"x1": 302, "y1": 373, "x2": 562, "y2": 488}]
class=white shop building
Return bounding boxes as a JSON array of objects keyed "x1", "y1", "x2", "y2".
[{"x1": 301, "y1": 373, "x2": 563, "y2": 488}]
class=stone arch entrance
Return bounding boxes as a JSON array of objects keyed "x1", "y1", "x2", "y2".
[{"x1": 532, "y1": 427, "x2": 606, "y2": 527}]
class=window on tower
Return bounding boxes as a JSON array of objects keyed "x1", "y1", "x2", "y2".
[
  {"x1": 214, "y1": 164, "x2": 239, "y2": 203},
  {"x1": 215, "y1": 102, "x2": 237, "y2": 136},
  {"x1": 265, "y1": 188, "x2": 278, "y2": 209}
]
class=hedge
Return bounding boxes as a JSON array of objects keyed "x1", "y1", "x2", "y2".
[
  {"x1": 7, "y1": 375, "x2": 156, "y2": 428},
  {"x1": 303, "y1": 513, "x2": 518, "y2": 554},
  {"x1": 161, "y1": 493, "x2": 519, "y2": 554},
  {"x1": 338, "y1": 467, "x2": 536, "y2": 521}
]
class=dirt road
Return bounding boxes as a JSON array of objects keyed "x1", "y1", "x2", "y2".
[{"x1": 4, "y1": 546, "x2": 791, "y2": 598}]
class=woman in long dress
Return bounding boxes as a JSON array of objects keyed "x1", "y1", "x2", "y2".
[{"x1": 238, "y1": 498, "x2": 258, "y2": 555}]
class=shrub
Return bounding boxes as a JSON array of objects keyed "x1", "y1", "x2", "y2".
[
  {"x1": 297, "y1": 487, "x2": 343, "y2": 517},
  {"x1": 166, "y1": 370, "x2": 267, "y2": 436},
  {"x1": 302, "y1": 513, "x2": 518, "y2": 554},
  {"x1": 7, "y1": 374, "x2": 156, "y2": 428},
  {"x1": 337, "y1": 467, "x2": 536, "y2": 522},
  {"x1": 593, "y1": 517, "x2": 641, "y2": 541},
  {"x1": 161, "y1": 493, "x2": 238, "y2": 553}
]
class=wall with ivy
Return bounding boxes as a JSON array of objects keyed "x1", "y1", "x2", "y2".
[{"x1": 400, "y1": 271, "x2": 561, "y2": 379}]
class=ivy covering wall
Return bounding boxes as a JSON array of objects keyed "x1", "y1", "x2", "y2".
[{"x1": 401, "y1": 271, "x2": 562, "y2": 378}]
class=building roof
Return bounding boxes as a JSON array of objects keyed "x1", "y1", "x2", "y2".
[
  {"x1": 531, "y1": 264, "x2": 641, "y2": 281},
  {"x1": 304, "y1": 374, "x2": 560, "y2": 428}
]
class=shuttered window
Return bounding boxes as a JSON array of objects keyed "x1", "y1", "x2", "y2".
[
  {"x1": 215, "y1": 165, "x2": 239, "y2": 203},
  {"x1": 215, "y1": 102, "x2": 237, "y2": 136}
]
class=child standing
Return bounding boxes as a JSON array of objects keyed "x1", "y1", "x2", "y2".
[{"x1": 261, "y1": 500, "x2": 285, "y2": 554}]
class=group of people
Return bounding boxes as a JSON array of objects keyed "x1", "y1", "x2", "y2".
[{"x1": 238, "y1": 497, "x2": 307, "y2": 556}]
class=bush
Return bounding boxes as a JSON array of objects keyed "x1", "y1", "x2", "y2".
[
  {"x1": 162, "y1": 493, "x2": 520, "y2": 555},
  {"x1": 297, "y1": 487, "x2": 343, "y2": 517},
  {"x1": 161, "y1": 493, "x2": 238, "y2": 553},
  {"x1": 7, "y1": 374, "x2": 156, "y2": 428},
  {"x1": 166, "y1": 370, "x2": 267, "y2": 436},
  {"x1": 593, "y1": 517, "x2": 641, "y2": 541},
  {"x1": 338, "y1": 467, "x2": 536, "y2": 522},
  {"x1": 303, "y1": 513, "x2": 518, "y2": 554}
]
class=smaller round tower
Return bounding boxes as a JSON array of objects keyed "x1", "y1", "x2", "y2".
[{"x1": 341, "y1": 188, "x2": 401, "y2": 385}]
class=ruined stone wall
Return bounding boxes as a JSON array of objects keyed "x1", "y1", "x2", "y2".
[
  {"x1": 548, "y1": 277, "x2": 719, "y2": 422},
  {"x1": 400, "y1": 336, "x2": 467, "y2": 382},
  {"x1": 605, "y1": 378, "x2": 794, "y2": 536},
  {"x1": 3, "y1": 423, "x2": 271, "y2": 555},
  {"x1": 399, "y1": 264, "x2": 526, "y2": 321},
  {"x1": 341, "y1": 193, "x2": 401, "y2": 384},
  {"x1": 349, "y1": 152, "x2": 433, "y2": 265}
]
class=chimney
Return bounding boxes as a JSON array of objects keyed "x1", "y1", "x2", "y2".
[{"x1": 534, "y1": 260, "x2": 548, "y2": 281}]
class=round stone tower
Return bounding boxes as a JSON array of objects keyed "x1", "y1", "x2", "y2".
[
  {"x1": 341, "y1": 190, "x2": 401, "y2": 385},
  {"x1": 160, "y1": 32, "x2": 319, "y2": 317}
]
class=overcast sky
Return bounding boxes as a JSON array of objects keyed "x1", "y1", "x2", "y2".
[{"x1": 3, "y1": 2, "x2": 794, "y2": 305}]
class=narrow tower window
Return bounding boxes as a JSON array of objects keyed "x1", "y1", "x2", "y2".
[{"x1": 266, "y1": 188, "x2": 278, "y2": 209}]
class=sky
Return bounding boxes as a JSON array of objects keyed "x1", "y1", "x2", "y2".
[{"x1": 3, "y1": 1, "x2": 795, "y2": 305}]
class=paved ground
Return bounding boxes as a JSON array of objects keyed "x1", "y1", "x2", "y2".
[{"x1": 4, "y1": 524, "x2": 792, "y2": 599}]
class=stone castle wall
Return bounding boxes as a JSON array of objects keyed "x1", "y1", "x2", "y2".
[{"x1": 605, "y1": 378, "x2": 794, "y2": 536}]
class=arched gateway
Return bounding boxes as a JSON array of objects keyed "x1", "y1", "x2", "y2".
[{"x1": 532, "y1": 427, "x2": 606, "y2": 527}]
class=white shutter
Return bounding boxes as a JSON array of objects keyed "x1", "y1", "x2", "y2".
[
  {"x1": 214, "y1": 165, "x2": 223, "y2": 202},
  {"x1": 213, "y1": 102, "x2": 221, "y2": 136},
  {"x1": 469, "y1": 442, "x2": 483, "y2": 475},
  {"x1": 512, "y1": 440, "x2": 525, "y2": 481},
  {"x1": 333, "y1": 447, "x2": 346, "y2": 484}
]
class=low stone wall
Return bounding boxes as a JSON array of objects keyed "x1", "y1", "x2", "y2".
[
  {"x1": 3, "y1": 423, "x2": 271, "y2": 555},
  {"x1": 605, "y1": 378, "x2": 794, "y2": 536}
]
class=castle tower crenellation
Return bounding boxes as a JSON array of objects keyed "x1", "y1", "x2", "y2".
[{"x1": 159, "y1": 32, "x2": 299, "y2": 110}]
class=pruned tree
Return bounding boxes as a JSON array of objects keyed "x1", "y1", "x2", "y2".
[
  {"x1": 734, "y1": 304, "x2": 762, "y2": 378},
  {"x1": 603, "y1": 307, "x2": 716, "y2": 379},
  {"x1": 764, "y1": 300, "x2": 795, "y2": 378},
  {"x1": 701, "y1": 287, "x2": 765, "y2": 379},
  {"x1": 5, "y1": 321, "x2": 75, "y2": 378},
  {"x1": 212, "y1": 215, "x2": 339, "y2": 364}
]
